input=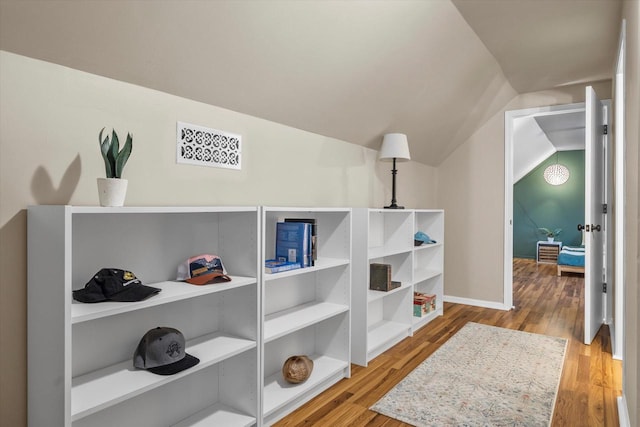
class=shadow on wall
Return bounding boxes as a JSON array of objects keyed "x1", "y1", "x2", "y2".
[{"x1": 30, "y1": 154, "x2": 82, "y2": 205}]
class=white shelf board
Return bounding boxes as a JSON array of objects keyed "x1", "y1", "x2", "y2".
[
  {"x1": 263, "y1": 207, "x2": 351, "y2": 213},
  {"x1": 264, "y1": 301, "x2": 349, "y2": 343},
  {"x1": 70, "y1": 206, "x2": 258, "y2": 214},
  {"x1": 367, "y1": 282, "x2": 412, "y2": 303},
  {"x1": 412, "y1": 308, "x2": 442, "y2": 331},
  {"x1": 262, "y1": 354, "x2": 348, "y2": 418},
  {"x1": 413, "y1": 242, "x2": 443, "y2": 251},
  {"x1": 172, "y1": 402, "x2": 255, "y2": 427},
  {"x1": 367, "y1": 320, "x2": 411, "y2": 355},
  {"x1": 413, "y1": 268, "x2": 442, "y2": 283},
  {"x1": 71, "y1": 332, "x2": 256, "y2": 421},
  {"x1": 263, "y1": 257, "x2": 349, "y2": 282},
  {"x1": 368, "y1": 246, "x2": 412, "y2": 260},
  {"x1": 72, "y1": 277, "x2": 256, "y2": 324}
]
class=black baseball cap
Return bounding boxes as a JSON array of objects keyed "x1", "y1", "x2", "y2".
[
  {"x1": 133, "y1": 327, "x2": 200, "y2": 375},
  {"x1": 72, "y1": 269, "x2": 161, "y2": 303}
]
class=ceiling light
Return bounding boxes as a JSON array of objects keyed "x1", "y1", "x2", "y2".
[{"x1": 543, "y1": 153, "x2": 570, "y2": 185}]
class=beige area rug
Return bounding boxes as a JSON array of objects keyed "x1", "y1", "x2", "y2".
[{"x1": 371, "y1": 322, "x2": 567, "y2": 426}]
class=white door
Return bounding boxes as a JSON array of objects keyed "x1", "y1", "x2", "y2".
[{"x1": 584, "y1": 86, "x2": 606, "y2": 344}]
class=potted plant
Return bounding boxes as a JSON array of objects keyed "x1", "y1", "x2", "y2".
[
  {"x1": 97, "y1": 128, "x2": 132, "y2": 207},
  {"x1": 538, "y1": 227, "x2": 562, "y2": 242}
]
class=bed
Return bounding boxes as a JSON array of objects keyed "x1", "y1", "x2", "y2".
[{"x1": 557, "y1": 245, "x2": 585, "y2": 276}]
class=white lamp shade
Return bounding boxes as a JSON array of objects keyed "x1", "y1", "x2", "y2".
[{"x1": 379, "y1": 133, "x2": 411, "y2": 162}]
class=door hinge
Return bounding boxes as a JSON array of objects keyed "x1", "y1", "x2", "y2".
[
  {"x1": 602, "y1": 283, "x2": 607, "y2": 293},
  {"x1": 603, "y1": 203, "x2": 608, "y2": 214},
  {"x1": 603, "y1": 124, "x2": 608, "y2": 135}
]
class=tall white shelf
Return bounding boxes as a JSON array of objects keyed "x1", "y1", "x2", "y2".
[
  {"x1": 351, "y1": 208, "x2": 444, "y2": 367},
  {"x1": 261, "y1": 207, "x2": 351, "y2": 426},
  {"x1": 28, "y1": 206, "x2": 261, "y2": 427}
]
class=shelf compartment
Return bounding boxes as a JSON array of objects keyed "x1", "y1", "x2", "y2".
[
  {"x1": 71, "y1": 332, "x2": 256, "y2": 421},
  {"x1": 412, "y1": 308, "x2": 443, "y2": 331},
  {"x1": 367, "y1": 281, "x2": 411, "y2": 302},
  {"x1": 367, "y1": 320, "x2": 411, "y2": 358},
  {"x1": 71, "y1": 277, "x2": 256, "y2": 324},
  {"x1": 262, "y1": 354, "x2": 348, "y2": 420},
  {"x1": 264, "y1": 301, "x2": 349, "y2": 343},
  {"x1": 368, "y1": 246, "x2": 413, "y2": 260},
  {"x1": 413, "y1": 268, "x2": 442, "y2": 283},
  {"x1": 172, "y1": 402, "x2": 256, "y2": 427},
  {"x1": 263, "y1": 257, "x2": 349, "y2": 281}
]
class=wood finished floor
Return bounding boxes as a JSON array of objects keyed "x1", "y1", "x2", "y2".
[{"x1": 275, "y1": 258, "x2": 622, "y2": 426}]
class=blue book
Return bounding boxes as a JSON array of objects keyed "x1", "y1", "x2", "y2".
[
  {"x1": 265, "y1": 259, "x2": 301, "y2": 274},
  {"x1": 276, "y1": 222, "x2": 311, "y2": 267}
]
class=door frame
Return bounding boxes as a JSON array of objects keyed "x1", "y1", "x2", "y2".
[{"x1": 504, "y1": 102, "x2": 585, "y2": 309}]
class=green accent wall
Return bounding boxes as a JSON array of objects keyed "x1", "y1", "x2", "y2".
[{"x1": 513, "y1": 150, "x2": 585, "y2": 259}]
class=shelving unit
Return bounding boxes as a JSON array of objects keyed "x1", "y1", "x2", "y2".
[
  {"x1": 28, "y1": 206, "x2": 260, "y2": 427},
  {"x1": 261, "y1": 207, "x2": 351, "y2": 425},
  {"x1": 351, "y1": 208, "x2": 444, "y2": 367}
]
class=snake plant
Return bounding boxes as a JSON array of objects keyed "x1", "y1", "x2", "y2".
[{"x1": 99, "y1": 128, "x2": 132, "y2": 178}]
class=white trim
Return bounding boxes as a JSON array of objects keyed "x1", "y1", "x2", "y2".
[
  {"x1": 612, "y1": 19, "x2": 626, "y2": 361},
  {"x1": 444, "y1": 295, "x2": 510, "y2": 311},
  {"x1": 617, "y1": 395, "x2": 631, "y2": 427}
]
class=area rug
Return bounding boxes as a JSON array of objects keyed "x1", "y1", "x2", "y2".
[{"x1": 370, "y1": 322, "x2": 567, "y2": 426}]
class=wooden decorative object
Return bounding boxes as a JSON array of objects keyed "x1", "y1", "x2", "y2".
[{"x1": 282, "y1": 355, "x2": 314, "y2": 384}]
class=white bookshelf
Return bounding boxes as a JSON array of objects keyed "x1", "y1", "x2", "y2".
[
  {"x1": 351, "y1": 208, "x2": 444, "y2": 367},
  {"x1": 28, "y1": 206, "x2": 260, "y2": 427},
  {"x1": 261, "y1": 207, "x2": 351, "y2": 425}
]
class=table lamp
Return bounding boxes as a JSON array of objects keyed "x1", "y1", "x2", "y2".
[{"x1": 379, "y1": 133, "x2": 411, "y2": 209}]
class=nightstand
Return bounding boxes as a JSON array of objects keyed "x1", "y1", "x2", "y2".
[{"x1": 537, "y1": 241, "x2": 562, "y2": 264}]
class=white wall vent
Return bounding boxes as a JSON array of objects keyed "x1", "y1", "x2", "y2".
[{"x1": 176, "y1": 122, "x2": 242, "y2": 170}]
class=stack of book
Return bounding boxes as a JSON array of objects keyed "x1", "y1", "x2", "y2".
[{"x1": 265, "y1": 218, "x2": 317, "y2": 274}]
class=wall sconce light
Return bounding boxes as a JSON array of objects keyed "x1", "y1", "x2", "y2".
[
  {"x1": 379, "y1": 133, "x2": 411, "y2": 209},
  {"x1": 543, "y1": 152, "x2": 570, "y2": 185}
]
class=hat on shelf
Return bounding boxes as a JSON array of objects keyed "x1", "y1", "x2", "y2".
[
  {"x1": 176, "y1": 254, "x2": 231, "y2": 285},
  {"x1": 72, "y1": 269, "x2": 161, "y2": 303},
  {"x1": 133, "y1": 326, "x2": 200, "y2": 375},
  {"x1": 414, "y1": 231, "x2": 436, "y2": 245}
]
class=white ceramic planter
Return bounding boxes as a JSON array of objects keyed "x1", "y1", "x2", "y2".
[{"x1": 97, "y1": 178, "x2": 128, "y2": 207}]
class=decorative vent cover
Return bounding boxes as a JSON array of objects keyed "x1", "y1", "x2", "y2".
[{"x1": 176, "y1": 122, "x2": 242, "y2": 170}]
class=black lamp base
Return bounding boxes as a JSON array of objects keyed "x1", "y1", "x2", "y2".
[{"x1": 384, "y1": 157, "x2": 404, "y2": 209}]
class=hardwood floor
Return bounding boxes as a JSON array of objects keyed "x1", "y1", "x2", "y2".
[{"x1": 275, "y1": 258, "x2": 622, "y2": 426}]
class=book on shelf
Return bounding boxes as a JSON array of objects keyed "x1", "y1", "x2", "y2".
[
  {"x1": 265, "y1": 259, "x2": 302, "y2": 274},
  {"x1": 369, "y1": 263, "x2": 400, "y2": 291},
  {"x1": 284, "y1": 218, "x2": 317, "y2": 266},
  {"x1": 276, "y1": 221, "x2": 312, "y2": 267}
]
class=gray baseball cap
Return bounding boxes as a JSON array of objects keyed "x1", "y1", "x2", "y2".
[{"x1": 133, "y1": 327, "x2": 199, "y2": 375}]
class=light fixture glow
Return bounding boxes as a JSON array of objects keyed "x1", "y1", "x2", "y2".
[{"x1": 543, "y1": 153, "x2": 570, "y2": 185}]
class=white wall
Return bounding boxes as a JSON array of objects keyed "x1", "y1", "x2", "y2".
[{"x1": 0, "y1": 51, "x2": 437, "y2": 425}]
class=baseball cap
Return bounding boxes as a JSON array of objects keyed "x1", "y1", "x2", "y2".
[
  {"x1": 133, "y1": 327, "x2": 200, "y2": 375},
  {"x1": 73, "y1": 269, "x2": 161, "y2": 303},
  {"x1": 176, "y1": 254, "x2": 231, "y2": 285},
  {"x1": 414, "y1": 231, "x2": 436, "y2": 244}
]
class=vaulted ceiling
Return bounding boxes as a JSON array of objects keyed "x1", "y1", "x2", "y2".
[{"x1": 0, "y1": 0, "x2": 622, "y2": 166}]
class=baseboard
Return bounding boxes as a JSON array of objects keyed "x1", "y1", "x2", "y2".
[
  {"x1": 617, "y1": 394, "x2": 630, "y2": 427},
  {"x1": 443, "y1": 295, "x2": 511, "y2": 311}
]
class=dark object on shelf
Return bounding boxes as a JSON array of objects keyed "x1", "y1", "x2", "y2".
[
  {"x1": 370, "y1": 263, "x2": 400, "y2": 291},
  {"x1": 73, "y1": 268, "x2": 161, "y2": 303},
  {"x1": 414, "y1": 239, "x2": 423, "y2": 246},
  {"x1": 283, "y1": 355, "x2": 314, "y2": 384},
  {"x1": 133, "y1": 327, "x2": 200, "y2": 375}
]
